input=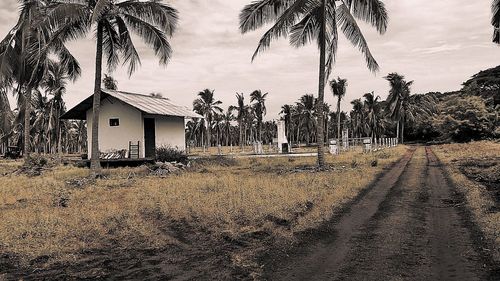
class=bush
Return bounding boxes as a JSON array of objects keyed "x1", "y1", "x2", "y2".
[{"x1": 156, "y1": 146, "x2": 188, "y2": 163}]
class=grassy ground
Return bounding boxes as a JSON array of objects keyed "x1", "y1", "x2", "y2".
[
  {"x1": 432, "y1": 141, "x2": 500, "y2": 262},
  {"x1": 0, "y1": 146, "x2": 406, "y2": 276}
]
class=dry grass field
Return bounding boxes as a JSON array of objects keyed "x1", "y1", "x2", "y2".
[
  {"x1": 433, "y1": 141, "x2": 500, "y2": 262},
  {"x1": 0, "y1": 146, "x2": 406, "y2": 277}
]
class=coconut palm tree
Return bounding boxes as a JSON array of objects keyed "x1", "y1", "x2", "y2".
[
  {"x1": 0, "y1": 0, "x2": 81, "y2": 160},
  {"x1": 384, "y1": 73, "x2": 414, "y2": 143},
  {"x1": 329, "y1": 77, "x2": 347, "y2": 144},
  {"x1": 193, "y1": 89, "x2": 223, "y2": 147},
  {"x1": 40, "y1": 60, "x2": 72, "y2": 153},
  {"x1": 363, "y1": 92, "x2": 382, "y2": 140},
  {"x1": 222, "y1": 108, "x2": 235, "y2": 147},
  {"x1": 493, "y1": 0, "x2": 500, "y2": 43},
  {"x1": 0, "y1": 85, "x2": 13, "y2": 154},
  {"x1": 50, "y1": 0, "x2": 178, "y2": 171},
  {"x1": 350, "y1": 98, "x2": 364, "y2": 139},
  {"x1": 250, "y1": 90, "x2": 268, "y2": 142},
  {"x1": 297, "y1": 94, "x2": 317, "y2": 144},
  {"x1": 230, "y1": 93, "x2": 249, "y2": 150},
  {"x1": 239, "y1": 0, "x2": 388, "y2": 166}
]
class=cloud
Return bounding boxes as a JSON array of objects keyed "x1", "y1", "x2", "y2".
[{"x1": 1, "y1": 0, "x2": 498, "y2": 119}]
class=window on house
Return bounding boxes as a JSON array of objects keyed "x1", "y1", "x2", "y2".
[{"x1": 109, "y1": 118, "x2": 120, "y2": 127}]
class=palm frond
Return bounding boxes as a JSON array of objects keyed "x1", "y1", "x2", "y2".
[
  {"x1": 122, "y1": 14, "x2": 172, "y2": 66},
  {"x1": 289, "y1": 6, "x2": 320, "y2": 48},
  {"x1": 102, "y1": 19, "x2": 121, "y2": 72},
  {"x1": 115, "y1": 17, "x2": 141, "y2": 75},
  {"x1": 337, "y1": 3, "x2": 378, "y2": 72},
  {"x1": 239, "y1": 0, "x2": 293, "y2": 33},
  {"x1": 250, "y1": 0, "x2": 314, "y2": 61},
  {"x1": 118, "y1": 0, "x2": 178, "y2": 36},
  {"x1": 91, "y1": 0, "x2": 112, "y2": 23},
  {"x1": 344, "y1": 0, "x2": 388, "y2": 34}
]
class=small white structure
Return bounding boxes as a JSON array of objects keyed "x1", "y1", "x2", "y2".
[
  {"x1": 61, "y1": 90, "x2": 202, "y2": 158},
  {"x1": 277, "y1": 120, "x2": 289, "y2": 153},
  {"x1": 329, "y1": 139, "x2": 339, "y2": 155}
]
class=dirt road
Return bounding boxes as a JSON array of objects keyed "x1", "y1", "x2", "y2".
[{"x1": 266, "y1": 147, "x2": 498, "y2": 281}]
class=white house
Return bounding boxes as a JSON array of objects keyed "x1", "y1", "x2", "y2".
[{"x1": 61, "y1": 90, "x2": 202, "y2": 158}]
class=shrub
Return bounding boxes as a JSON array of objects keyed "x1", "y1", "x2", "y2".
[{"x1": 156, "y1": 146, "x2": 188, "y2": 164}]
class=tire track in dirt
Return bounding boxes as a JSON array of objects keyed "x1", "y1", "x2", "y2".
[
  {"x1": 265, "y1": 147, "x2": 417, "y2": 280},
  {"x1": 267, "y1": 147, "x2": 492, "y2": 280}
]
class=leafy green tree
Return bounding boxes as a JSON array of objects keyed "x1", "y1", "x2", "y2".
[
  {"x1": 437, "y1": 95, "x2": 498, "y2": 142},
  {"x1": 239, "y1": 0, "x2": 388, "y2": 166},
  {"x1": 51, "y1": 0, "x2": 178, "y2": 171}
]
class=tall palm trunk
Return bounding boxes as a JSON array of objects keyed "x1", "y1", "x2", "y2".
[
  {"x1": 23, "y1": 86, "x2": 32, "y2": 160},
  {"x1": 396, "y1": 120, "x2": 400, "y2": 142},
  {"x1": 316, "y1": 0, "x2": 327, "y2": 167},
  {"x1": 401, "y1": 119, "x2": 404, "y2": 144},
  {"x1": 239, "y1": 120, "x2": 243, "y2": 150},
  {"x1": 90, "y1": 22, "x2": 103, "y2": 172},
  {"x1": 336, "y1": 97, "x2": 341, "y2": 145}
]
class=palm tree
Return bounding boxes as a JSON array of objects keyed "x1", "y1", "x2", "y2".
[
  {"x1": 330, "y1": 77, "x2": 347, "y2": 144},
  {"x1": 222, "y1": 108, "x2": 235, "y2": 147},
  {"x1": 230, "y1": 93, "x2": 248, "y2": 150},
  {"x1": 250, "y1": 90, "x2": 268, "y2": 142},
  {"x1": 363, "y1": 92, "x2": 382, "y2": 141},
  {"x1": 493, "y1": 0, "x2": 500, "y2": 43},
  {"x1": 0, "y1": 0, "x2": 81, "y2": 160},
  {"x1": 239, "y1": 0, "x2": 388, "y2": 166},
  {"x1": 350, "y1": 98, "x2": 364, "y2": 139},
  {"x1": 0, "y1": 85, "x2": 13, "y2": 154},
  {"x1": 193, "y1": 89, "x2": 223, "y2": 147},
  {"x1": 51, "y1": 0, "x2": 178, "y2": 171},
  {"x1": 40, "y1": 60, "x2": 69, "y2": 153},
  {"x1": 280, "y1": 104, "x2": 292, "y2": 142},
  {"x1": 103, "y1": 74, "x2": 118, "y2": 90},
  {"x1": 297, "y1": 94, "x2": 317, "y2": 145},
  {"x1": 384, "y1": 73, "x2": 414, "y2": 143}
]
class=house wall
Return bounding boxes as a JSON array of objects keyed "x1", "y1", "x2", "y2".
[
  {"x1": 155, "y1": 116, "x2": 186, "y2": 151},
  {"x1": 86, "y1": 97, "x2": 144, "y2": 157},
  {"x1": 85, "y1": 98, "x2": 188, "y2": 157}
]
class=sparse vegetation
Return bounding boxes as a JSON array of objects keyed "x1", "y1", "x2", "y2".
[
  {"x1": 0, "y1": 146, "x2": 406, "y2": 274},
  {"x1": 433, "y1": 141, "x2": 500, "y2": 261},
  {"x1": 155, "y1": 146, "x2": 188, "y2": 164}
]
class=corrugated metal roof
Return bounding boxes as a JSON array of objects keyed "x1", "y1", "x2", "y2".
[
  {"x1": 61, "y1": 90, "x2": 203, "y2": 120},
  {"x1": 106, "y1": 90, "x2": 202, "y2": 118}
]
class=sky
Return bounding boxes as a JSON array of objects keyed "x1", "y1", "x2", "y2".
[{"x1": 1, "y1": 0, "x2": 498, "y2": 120}]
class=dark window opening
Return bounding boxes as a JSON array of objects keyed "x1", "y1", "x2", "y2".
[{"x1": 110, "y1": 118, "x2": 120, "y2": 127}]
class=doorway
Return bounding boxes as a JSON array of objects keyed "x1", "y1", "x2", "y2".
[{"x1": 144, "y1": 118, "x2": 156, "y2": 158}]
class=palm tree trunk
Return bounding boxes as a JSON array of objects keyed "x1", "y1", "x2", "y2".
[
  {"x1": 239, "y1": 120, "x2": 243, "y2": 150},
  {"x1": 90, "y1": 22, "x2": 103, "y2": 172},
  {"x1": 316, "y1": 0, "x2": 327, "y2": 167},
  {"x1": 23, "y1": 86, "x2": 32, "y2": 161},
  {"x1": 401, "y1": 120, "x2": 404, "y2": 144},
  {"x1": 337, "y1": 98, "x2": 341, "y2": 146},
  {"x1": 396, "y1": 120, "x2": 400, "y2": 143}
]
